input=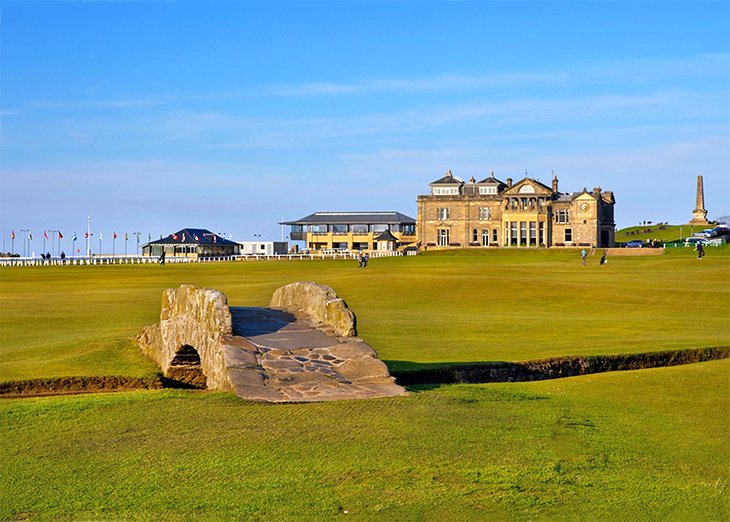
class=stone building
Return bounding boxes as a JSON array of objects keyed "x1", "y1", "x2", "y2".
[{"x1": 416, "y1": 170, "x2": 615, "y2": 248}]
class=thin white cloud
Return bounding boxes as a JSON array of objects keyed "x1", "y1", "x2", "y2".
[
  {"x1": 271, "y1": 53, "x2": 729, "y2": 97},
  {"x1": 271, "y1": 72, "x2": 569, "y2": 96},
  {"x1": 27, "y1": 98, "x2": 163, "y2": 109},
  {"x1": 207, "y1": 89, "x2": 727, "y2": 149}
]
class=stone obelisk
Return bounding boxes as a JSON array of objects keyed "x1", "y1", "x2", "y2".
[{"x1": 689, "y1": 175, "x2": 710, "y2": 225}]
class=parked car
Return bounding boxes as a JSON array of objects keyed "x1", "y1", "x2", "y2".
[
  {"x1": 712, "y1": 225, "x2": 729, "y2": 237},
  {"x1": 696, "y1": 229, "x2": 717, "y2": 238},
  {"x1": 684, "y1": 237, "x2": 709, "y2": 246},
  {"x1": 625, "y1": 240, "x2": 644, "y2": 248}
]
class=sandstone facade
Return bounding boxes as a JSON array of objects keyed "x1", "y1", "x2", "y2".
[{"x1": 417, "y1": 170, "x2": 616, "y2": 249}]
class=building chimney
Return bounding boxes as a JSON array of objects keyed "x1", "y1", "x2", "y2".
[
  {"x1": 470, "y1": 176, "x2": 476, "y2": 184},
  {"x1": 506, "y1": 178, "x2": 513, "y2": 188},
  {"x1": 593, "y1": 187, "x2": 601, "y2": 197},
  {"x1": 552, "y1": 172, "x2": 558, "y2": 193}
]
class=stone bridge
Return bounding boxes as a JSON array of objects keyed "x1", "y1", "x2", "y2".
[{"x1": 137, "y1": 282, "x2": 407, "y2": 402}]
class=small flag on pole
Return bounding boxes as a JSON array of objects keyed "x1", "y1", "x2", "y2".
[
  {"x1": 58, "y1": 231, "x2": 63, "y2": 239},
  {"x1": 44, "y1": 230, "x2": 49, "y2": 240},
  {"x1": 172, "y1": 233, "x2": 178, "y2": 240},
  {"x1": 182, "y1": 233, "x2": 186, "y2": 242},
  {"x1": 99, "y1": 232, "x2": 103, "y2": 240},
  {"x1": 213, "y1": 234, "x2": 217, "y2": 243},
  {"x1": 73, "y1": 232, "x2": 77, "y2": 241},
  {"x1": 194, "y1": 234, "x2": 199, "y2": 241},
  {"x1": 114, "y1": 232, "x2": 118, "y2": 239},
  {"x1": 11, "y1": 230, "x2": 15, "y2": 240},
  {"x1": 28, "y1": 232, "x2": 33, "y2": 240},
  {"x1": 125, "y1": 233, "x2": 128, "y2": 241}
]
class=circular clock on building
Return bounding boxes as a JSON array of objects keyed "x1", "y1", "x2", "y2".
[{"x1": 580, "y1": 203, "x2": 589, "y2": 212}]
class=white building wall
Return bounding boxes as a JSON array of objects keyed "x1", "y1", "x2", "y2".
[{"x1": 238, "y1": 241, "x2": 288, "y2": 255}]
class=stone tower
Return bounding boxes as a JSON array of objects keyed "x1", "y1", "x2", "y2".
[{"x1": 689, "y1": 175, "x2": 710, "y2": 225}]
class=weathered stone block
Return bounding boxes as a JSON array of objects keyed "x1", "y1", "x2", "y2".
[
  {"x1": 138, "y1": 282, "x2": 406, "y2": 402},
  {"x1": 269, "y1": 282, "x2": 356, "y2": 337}
]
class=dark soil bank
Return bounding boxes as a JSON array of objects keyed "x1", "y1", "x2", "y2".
[
  {"x1": 392, "y1": 347, "x2": 730, "y2": 386},
  {"x1": 0, "y1": 375, "x2": 164, "y2": 397},
  {"x1": 3, "y1": 347, "x2": 727, "y2": 397}
]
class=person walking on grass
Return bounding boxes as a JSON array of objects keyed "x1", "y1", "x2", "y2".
[
  {"x1": 581, "y1": 248, "x2": 587, "y2": 266},
  {"x1": 159, "y1": 250, "x2": 166, "y2": 266},
  {"x1": 600, "y1": 249, "x2": 608, "y2": 265},
  {"x1": 696, "y1": 242, "x2": 705, "y2": 259}
]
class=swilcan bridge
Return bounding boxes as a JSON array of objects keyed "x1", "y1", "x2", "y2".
[{"x1": 137, "y1": 282, "x2": 407, "y2": 402}]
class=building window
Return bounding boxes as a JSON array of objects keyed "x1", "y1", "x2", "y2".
[
  {"x1": 371, "y1": 224, "x2": 387, "y2": 233},
  {"x1": 482, "y1": 229, "x2": 489, "y2": 246},
  {"x1": 473, "y1": 229, "x2": 478, "y2": 243},
  {"x1": 520, "y1": 222, "x2": 527, "y2": 246},
  {"x1": 331, "y1": 224, "x2": 348, "y2": 233},
  {"x1": 479, "y1": 186, "x2": 497, "y2": 195},
  {"x1": 438, "y1": 229, "x2": 450, "y2": 246},
  {"x1": 479, "y1": 207, "x2": 492, "y2": 220},
  {"x1": 556, "y1": 209, "x2": 569, "y2": 223},
  {"x1": 539, "y1": 222, "x2": 545, "y2": 245},
  {"x1": 433, "y1": 187, "x2": 459, "y2": 196},
  {"x1": 352, "y1": 224, "x2": 368, "y2": 234},
  {"x1": 492, "y1": 229, "x2": 498, "y2": 244},
  {"x1": 437, "y1": 207, "x2": 450, "y2": 220},
  {"x1": 565, "y1": 228, "x2": 573, "y2": 242},
  {"x1": 402, "y1": 224, "x2": 416, "y2": 235},
  {"x1": 510, "y1": 221, "x2": 518, "y2": 246},
  {"x1": 530, "y1": 222, "x2": 537, "y2": 246}
]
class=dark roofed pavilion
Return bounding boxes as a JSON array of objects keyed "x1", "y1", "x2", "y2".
[{"x1": 141, "y1": 228, "x2": 240, "y2": 258}]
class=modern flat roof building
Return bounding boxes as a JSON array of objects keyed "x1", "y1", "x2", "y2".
[
  {"x1": 281, "y1": 211, "x2": 417, "y2": 251},
  {"x1": 141, "y1": 228, "x2": 240, "y2": 258}
]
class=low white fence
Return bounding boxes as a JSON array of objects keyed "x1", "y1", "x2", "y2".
[
  {"x1": 0, "y1": 255, "x2": 236, "y2": 267},
  {"x1": 0, "y1": 250, "x2": 410, "y2": 267}
]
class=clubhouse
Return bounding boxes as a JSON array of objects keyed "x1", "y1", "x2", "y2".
[
  {"x1": 281, "y1": 212, "x2": 417, "y2": 252},
  {"x1": 417, "y1": 170, "x2": 616, "y2": 248}
]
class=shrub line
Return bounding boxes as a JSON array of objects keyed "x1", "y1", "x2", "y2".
[{"x1": 391, "y1": 347, "x2": 730, "y2": 386}]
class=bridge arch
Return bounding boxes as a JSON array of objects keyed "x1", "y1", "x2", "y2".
[{"x1": 166, "y1": 344, "x2": 208, "y2": 388}]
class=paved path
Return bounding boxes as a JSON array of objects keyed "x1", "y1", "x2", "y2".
[{"x1": 226, "y1": 307, "x2": 407, "y2": 402}]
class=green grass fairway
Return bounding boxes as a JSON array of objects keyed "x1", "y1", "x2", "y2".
[
  {"x1": 2, "y1": 360, "x2": 727, "y2": 520},
  {"x1": 1, "y1": 247, "x2": 729, "y2": 380}
]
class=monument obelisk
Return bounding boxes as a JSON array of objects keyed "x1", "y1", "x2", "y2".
[{"x1": 689, "y1": 175, "x2": 710, "y2": 225}]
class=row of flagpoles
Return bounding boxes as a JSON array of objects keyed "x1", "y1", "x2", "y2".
[{"x1": 7, "y1": 229, "x2": 155, "y2": 258}]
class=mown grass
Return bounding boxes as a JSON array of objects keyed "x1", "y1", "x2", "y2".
[
  {"x1": 1, "y1": 359, "x2": 727, "y2": 520},
  {"x1": 1, "y1": 246, "x2": 729, "y2": 380},
  {"x1": 615, "y1": 223, "x2": 714, "y2": 243}
]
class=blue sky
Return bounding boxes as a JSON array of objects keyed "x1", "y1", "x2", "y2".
[{"x1": 1, "y1": 1, "x2": 729, "y2": 253}]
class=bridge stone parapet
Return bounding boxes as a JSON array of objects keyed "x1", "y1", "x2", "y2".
[
  {"x1": 270, "y1": 281, "x2": 356, "y2": 337},
  {"x1": 137, "y1": 283, "x2": 406, "y2": 402},
  {"x1": 137, "y1": 284, "x2": 234, "y2": 390}
]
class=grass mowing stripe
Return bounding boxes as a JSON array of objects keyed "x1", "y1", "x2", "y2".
[
  {"x1": 1, "y1": 360, "x2": 727, "y2": 520},
  {"x1": 1, "y1": 247, "x2": 728, "y2": 379}
]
